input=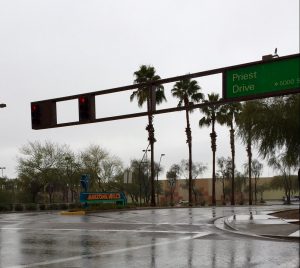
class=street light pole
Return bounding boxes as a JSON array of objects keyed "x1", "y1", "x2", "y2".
[{"x1": 156, "y1": 153, "x2": 165, "y2": 205}]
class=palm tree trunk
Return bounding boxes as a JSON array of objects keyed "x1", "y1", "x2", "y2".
[
  {"x1": 230, "y1": 126, "x2": 235, "y2": 205},
  {"x1": 247, "y1": 137, "x2": 252, "y2": 205},
  {"x1": 185, "y1": 107, "x2": 193, "y2": 206},
  {"x1": 150, "y1": 128, "x2": 155, "y2": 206},
  {"x1": 147, "y1": 89, "x2": 156, "y2": 207},
  {"x1": 211, "y1": 121, "x2": 217, "y2": 206},
  {"x1": 254, "y1": 177, "x2": 257, "y2": 204}
]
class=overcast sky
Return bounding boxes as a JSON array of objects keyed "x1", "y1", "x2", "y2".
[{"x1": 0, "y1": 0, "x2": 299, "y2": 179}]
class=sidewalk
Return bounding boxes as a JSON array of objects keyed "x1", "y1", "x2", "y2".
[{"x1": 216, "y1": 213, "x2": 300, "y2": 240}]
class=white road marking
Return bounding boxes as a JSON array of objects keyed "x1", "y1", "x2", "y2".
[
  {"x1": 1, "y1": 227, "x2": 207, "y2": 235},
  {"x1": 7, "y1": 232, "x2": 211, "y2": 268},
  {"x1": 288, "y1": 230, "x2": 300, "y2": 237}
]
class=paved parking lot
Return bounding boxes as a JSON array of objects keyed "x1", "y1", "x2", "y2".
[{"x1": 0, "y1": 205, "x2": 299, "y2": 268}]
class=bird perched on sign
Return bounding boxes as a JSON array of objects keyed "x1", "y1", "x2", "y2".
[{"x1": 274, "y1": 48, "x2": 279, "y2": 57}]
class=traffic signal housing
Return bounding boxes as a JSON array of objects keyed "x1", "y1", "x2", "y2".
[
  {"x1": 78, "y1": 95, "x2": 95, "y2": 122},
  {"x1": 31, "y1": 101, "x2": 57, "y2": 129}
]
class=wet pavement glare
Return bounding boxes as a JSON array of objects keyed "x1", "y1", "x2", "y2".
[{"x1": 0, "y1": 205, "x2": 299, "y2": 268}]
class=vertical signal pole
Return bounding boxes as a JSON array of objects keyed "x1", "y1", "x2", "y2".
[{"x1": 147, "y1": 86, "x2": 156, "y2": 207}]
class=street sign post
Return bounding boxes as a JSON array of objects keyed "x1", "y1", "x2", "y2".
[{"x1": 223, "y1": 55, "x2": 300, "y2": 100}]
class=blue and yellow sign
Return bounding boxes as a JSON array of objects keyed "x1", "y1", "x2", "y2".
[{"x1": 80, "y1": 192, "x2": 127, "y2": 205}]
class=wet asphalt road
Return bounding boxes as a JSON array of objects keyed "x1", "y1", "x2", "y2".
[{"x1": 0, "y1": 205, "x2": 299, "y2": 268}]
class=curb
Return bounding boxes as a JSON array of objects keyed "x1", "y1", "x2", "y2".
[
  {"x1": 260, "y1": 234, "x2": 300, "y2": 241},
  {"x1": 214, "y1": 217, "x2": 265, "y2": 239},
  {"x1": 224, "y1": 218, "x2": 239, "y2": 231},
  {"x1": 60, "y1": 211, "x2": 86, "y2": 216},
  {"x1": 214, "y1": 215, "x2": 299, "y2": 241}
]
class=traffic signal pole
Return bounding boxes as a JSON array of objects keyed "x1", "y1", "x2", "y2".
[{"x1": 147, "y1": 87, "x2": 156, "y2": 207}]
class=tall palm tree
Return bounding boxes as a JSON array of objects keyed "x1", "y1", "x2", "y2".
[
  {"x1": 171, "y1": 78, "x2": 203, "y2": 206},
  {"x1": 219, "y1": 102, "x2": 242, "y2": 205},
  {"x1": 130, "y1": 65, "x2": 166, "y2": 206},
  {"x1": 199, "y1": 93, "x2": 223, "y2": 206},
  {"x1": 236, "y1": 100, "x2": 262, "y2": 205}
]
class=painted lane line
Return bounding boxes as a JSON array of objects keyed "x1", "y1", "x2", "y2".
[
  {"x1": 1, "y1": 227, "x2": 209, "y2": 235},
  {"x1": 7, "y1": 232, "x2": 211, "y2": 268}
]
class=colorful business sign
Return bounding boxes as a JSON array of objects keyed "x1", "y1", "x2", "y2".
[
  {"x1": 80, "y1": 192, "x2": 127, "y2": 205},
  {"x1": 223, "y1": 55, "x2": 300, "y2": 99}
]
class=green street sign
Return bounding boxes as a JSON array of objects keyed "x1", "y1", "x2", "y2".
[{"x1": 224, "y1": 55, "x2": 300, "y2": 100}]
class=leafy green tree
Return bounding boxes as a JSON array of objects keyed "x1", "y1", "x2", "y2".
[
  {"x1": 243, "y1": 159, "x2": 263, "y2": 204},
  {"x1": 199, "y1": 93, "x2": 223, "y2": 205},
  {"x1": 219, "y1": 102, "x2": 241, "y2": 205},
  {"x1": 80, "y1": 144, "x2": 108, "y2": 191},
  {"x1": 126, "y1": 159, "x2": 158, "y2": 205},
  {"x1": 236, "y1": 100, "x2": 262, "y2": 205},
  {"x1": 61, "y1": 152, "x2": 82, "y2": 202},
  {"x1": 166, "y1": 164, "x2": 180, "y2": 206},
  {"x1": 79, "y1": 145, "x2": 122, "y2": 192},
  {"x1": 171, "y1": 78, "x2": 203, "y2": 206},
  {"x1": 256, "y1": 184, "x2": 268, "y2": 203},
  {"x1": 217, "y1": 157, "x2": 232, "y2": 204},
  {"x1": 269, "y1": 175, "x2": 299, "y2": 203},
  {"x1": 0, "y1": 177, "x2": 18, "y2": 203},
  {"x1": 253, "y1": 95, "x2": 300, "y2": 168},
  {"x1": 268, "y1": 153, "x2": 298, "y2": 204},
  {"x1": 179, "y1": 159, "x2": 207, "y2": 204},
  {"x1": 17, "y1": 141, "x2": 69, "y2": 203},
  {"x1": 235, "y1": 171, "x2": 247, "y2": 205},
  {"x1": 252, "y1": 159, "x2": 263, "y2": 204},
  {"x1": 130, "y1": 65, "x2": 166, "y2": 206}
]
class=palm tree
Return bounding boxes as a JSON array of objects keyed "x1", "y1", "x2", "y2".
[
  {"x1": 130, "y1": 65, "x2": 166, "y2": 206},
  {"x1": 199, "y1": 93, "x2": 223, "y2": 206},
  {"x1": 236, "y1": 100, "x2": 262, "y2": 205},
  {"x1": 171, "y1": 78, "x2": 203, "y2": 206},
  {"x1": 219, "y1": 102, "x2": 242, "y2": 205}
]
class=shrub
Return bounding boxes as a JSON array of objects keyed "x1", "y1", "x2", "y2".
[
  {"x1": 0, "y1": 204, "x2": 11, "y2": 212},
  {"x1": 69, "y1": 203, "x2": 81, "y2": 209},
  {"x1": 47, "y1": 203, "x2": 59, "y2": 210},
  {"x1": 59, "y1": 203, "x2": 68, "y2": 210},
  {"x1": 25, "y1": 203, "x2": 37, "y2": 211},
  {"x1": 39, "y1": 204, "x2": 46, "y2": 210},
  {"x1": 14, "y1": 204, "x2": 24, "y2": 211}
]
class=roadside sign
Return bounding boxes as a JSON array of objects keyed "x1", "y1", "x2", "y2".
[
  {"x1": 223, "y1": 55, "x2": 300, "y2": 100},
  {"x1": 80, "y1": 192, "x2": 127, "y2": 205}
]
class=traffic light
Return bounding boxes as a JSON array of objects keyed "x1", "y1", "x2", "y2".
[
  {"x1": 31, "y1": 103, "x2": 41, "y2": 127},
  {"x1": 78, "y1": 95, "x2": 95, "y2": 122},
  {"x1": 31, "y1": 101, "x2": 57, "y2": 129}
]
